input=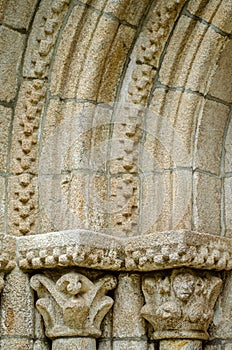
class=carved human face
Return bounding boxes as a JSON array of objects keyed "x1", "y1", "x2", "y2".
[{"x1": 173, "y1": 273, "x2": 195, "y2": 301}]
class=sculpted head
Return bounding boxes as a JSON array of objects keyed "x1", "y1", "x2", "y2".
[{"x1": 173, "y1": 272, "x2": 195, "y2": 302}]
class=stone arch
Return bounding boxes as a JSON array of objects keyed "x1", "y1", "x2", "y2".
[
  {"x1": 0, "y1": 1, "x2": 232, "y2": 349},
  {"x1": 25, "y1": 0, "x2": 232, "y2": 239}
]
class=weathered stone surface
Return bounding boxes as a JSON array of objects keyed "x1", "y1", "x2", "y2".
[
  {"x1": 18, "y1": 230, "x2": 124, "y2": 271},
  {"x1": 0, "y1": 106, "x2": 11, "y2": 172},
  {"x1": 97, "y1": 24, "x2": 135, "y2": 103},
  {"x1": 113, "y1": 274, "x2": 146, "y2": 338},
  {"x1": 34, "y1": 309, "x2": 49, "y2": 350},
  {"x1": 31, "y1": 272, "x2": 117, "y2": 338},
  {"x1": 23, "y1": 0, "x2": 70, "y2": 78},
  {"x1": 0, "y1": 338, "x2": 34, "y2": 350},
  {"x1": 0, "y1": 1, "x2": 232, "y2": 349},
  {"x1": 40, "y1": 101, "x2": 94, "y2": 175},
  {"x1": 52, "y1": 338, "x2": 96, "y2": 350},
  {"x1": 147, "y1": 89, "x2": 201, "y2": 169},
  {"x1": 34, "y1": 340, "x2": 50, "y2": 350},
  {"x1": 0, "y1": 176, "x2": 5, "y2": 232},
  {"x1": 50, "y1": 5, "x2": 135, "y2": 102},
  {"x1": 140, "y1": 172, "x2": 173, "y2": 234},
  {"x1": 141, "y1": 269, "x2": 222, "y2": 340},
  {"x1": 113, "y1": 340, "x2": 148, "y2": 350},
  {"x1": 159, "y1": 16, "x2": 227, "y2": 94},
  {"x1": 209, "y1": 39, "x2": 232, "y2": 103},
  {"x1": 141, "y1": 169, "x2": 192, "y2": 234},
  {"x1": 125, "y1": 230, "x2": 232, "y2": 271},
  {"x1": 88, "y1": 0, "x2": 150, "y2": 26},
  {"x1": 210, "y1": 271, "x2": 232, "y2": 339},
  {"x1": 225, "y1": 178, "x2": 232, "y2": 237},
  {"x1": 18, "y1": 229, "x2": 232, "y2": 272},
  {"x1": 0, "y1": 26, "x2": 25, "y2": 102},
  {"x1": 1, "y1": 268, "x2": 34, "y2": 337},
  {"x1": 160, "y1": 339, "x2": 202, "y2": 350},
  {"x1": 187, "y1": 0, "x2": 232, "y2": 34},
  {"x1": 193, "y1": 173, "x2": 221, "y2": 235},
  {"x1": 204, "y1": 346, "x2": 221, "y2": 350},
  {"x1": 38, "y1": 173, "x2": 88, "y2": 233},
  {"x1": 98, "y1": 341, "x2": 111, "y2": 350},
  {"x1": 2, "y1": 0, "x2": 37, "y2": 30},
  {"x1": 194, "y1": 100, "x2": 229, "y2": 175},
  {"x1": 0, "y1": 234, "x2": 16, "y2": 271},
  {"x1": 225, "y1": 120, "x2": 232, "y2": 174}
]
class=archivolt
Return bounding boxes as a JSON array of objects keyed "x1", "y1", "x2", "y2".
[{"x1": 7, "y1": 0, "x2": 232, "y2": 238}]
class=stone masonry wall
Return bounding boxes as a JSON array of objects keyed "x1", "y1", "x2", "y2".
[{"x1": 0, "y1": 0, "x2": 232, "y2": 349}]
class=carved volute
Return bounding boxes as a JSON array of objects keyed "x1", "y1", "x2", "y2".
[{"x1": 30, "y1": 272, "x2": 117, "y2": 339}]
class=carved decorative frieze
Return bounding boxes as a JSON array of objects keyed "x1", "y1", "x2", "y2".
[
  {"x1": 141, "y1": 268, "x2": 222, "y2": 340},
  {"x1": 30, "y1": 272, "x2": 117, "y2": 338},
  {"x1": 18, "y1": 230, "x2": 232, "y2": 272},
  {"x1": 110, "y1": 0, "x2": 185, "y2": 235},
  {"x1": 124, "y1": 230, "x2": 232, "y2": 271},
  {"x1": 137, "y1": 0, "x2": 185, "y2": 68},
  {"x1": 18, "y1": 230, "x2": 124, "y2": 270},
  {"x1": 26, "y1": 0, "x2": 71, "y2": 78},
  {"x1": 11, "y1": 81, "x2": 45, "y2": 235}
]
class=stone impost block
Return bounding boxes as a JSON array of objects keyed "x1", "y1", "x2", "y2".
[
  {"x1": 17, "y1": 229, "x2": 232, "y2": 272},
  {"x1": 18, "y1": 230, "x2": 124, "y2": 271},
  {"x1": 124, "y1": 230, "x2": 232, "y2": 272}
]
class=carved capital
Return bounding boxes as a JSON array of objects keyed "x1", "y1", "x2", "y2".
[
  {"x1": 30, "y1": 272, "x2": 117, "y2": 339},
  {"x1": 141, "y1": 268, "x2": 222, "y2": 340}
]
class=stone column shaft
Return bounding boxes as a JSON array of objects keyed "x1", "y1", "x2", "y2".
[
  {"x1": 52, "y1": 337, "x2": 96, "y2": 350},
  {"x1": 113, "y1": 273, "x2": 147, "y2": 350},
  {"x1": 159, "y1": 339, "x2": 202, "y2": 350}
]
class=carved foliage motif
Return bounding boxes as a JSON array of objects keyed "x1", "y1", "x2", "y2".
[
  {"x1": 30, "y1": 272, "x2": 117, "y2": 338},
  {"x1": 141, "y1": 269, "x2": 222, "y2": 340}
]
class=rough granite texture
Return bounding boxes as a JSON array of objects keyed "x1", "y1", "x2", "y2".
[{"x1": 0, "y1": 0, "x2": 232, "y2": 349}]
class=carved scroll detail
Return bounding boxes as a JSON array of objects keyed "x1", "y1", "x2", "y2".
[
  {"x1": 30, "y1": 272, "x2": 117, "y2": 338},
  {"x1": 141, "y1": 269, "x2": 222, "y2": 340}
]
